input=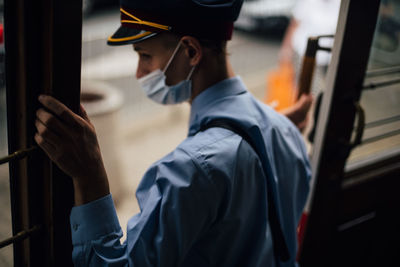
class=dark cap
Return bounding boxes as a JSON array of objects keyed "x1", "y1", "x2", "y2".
[{"x1": 107, "y1": 0, "x2": 244, "y2": 46}]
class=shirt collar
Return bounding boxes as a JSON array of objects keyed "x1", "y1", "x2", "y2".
[{"x1": 189, "y1": 76, "x2": 247, "y2": 134}]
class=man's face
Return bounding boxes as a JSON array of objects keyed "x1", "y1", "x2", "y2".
[{"x1": 133, "y1": 34, "x2": 191, "y2": 85}]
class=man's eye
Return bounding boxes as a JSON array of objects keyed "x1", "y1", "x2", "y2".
[{"x1": 139, "y1": 53, "x2": 151, "y2": 59}]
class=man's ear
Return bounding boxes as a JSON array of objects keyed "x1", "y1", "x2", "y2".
[{"x1": 181, "y1": 36, "x2": 202, "y2": 66}]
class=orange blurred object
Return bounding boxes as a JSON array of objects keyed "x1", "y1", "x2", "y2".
[{"x1": 265, "y1": 62, "x2": 296, "y2": 112}]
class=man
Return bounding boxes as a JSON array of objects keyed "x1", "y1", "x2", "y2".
[{"x1": 35, "y1": 0, "x2": 311, "y2": 266}]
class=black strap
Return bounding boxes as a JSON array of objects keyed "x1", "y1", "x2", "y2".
[{"x1": 199, "y1": 119, "x2": 290, "y2": 262}]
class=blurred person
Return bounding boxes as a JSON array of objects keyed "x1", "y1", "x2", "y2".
[
  {"x1": 280, "y1": 0, "x2": 341, "y2": 95},
  {"x1": 34, "y1": 0, "x2": 311, "y2": 266}
]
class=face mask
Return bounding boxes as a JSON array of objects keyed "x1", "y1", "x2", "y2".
[{"x1": 137, "y1": 41, "x2": 196, "y2": 105}]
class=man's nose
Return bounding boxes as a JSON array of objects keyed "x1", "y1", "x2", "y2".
[{"x1": 136, "y1": 67, "x2": 147, "y2": 79}]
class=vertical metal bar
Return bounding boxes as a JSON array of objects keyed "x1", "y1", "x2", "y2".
[
  {"x1": 26, "y1": 0, "x2": 54, "y2": 264},
  {"x1": 52, "y1": 0, "x2": 82, "y2": 113},
  {"x1": 15, "y1": 0, "x2": 56, "y2": 264},
  {"x1": 50, "y1": 1, "x2": 82, "y2": 266},
  {"x1": 299, "y1": 0, "x2": 381, "y2": 266},
  {"x1": 297, "y1": 37, "x2": 318, "y2": 98},
  {"x1": 40, "y1": 1, "x2": 55, "y2": 261}
]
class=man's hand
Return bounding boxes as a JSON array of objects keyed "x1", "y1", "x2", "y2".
[{"x1": 35, "y1": 95, "x2": 110, "y2": 206}]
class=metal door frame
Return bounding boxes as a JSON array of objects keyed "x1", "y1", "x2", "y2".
[
  {"x1": 299, "y1": 0, "x2": 400, "y2": 265},
  {"x1": 2, "y1": 0, "x2": 82, "y2": 265}
]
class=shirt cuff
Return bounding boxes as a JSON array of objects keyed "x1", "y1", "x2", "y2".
[{"x1": 70, "y1": 194, "x2": 121, "y2": 245}]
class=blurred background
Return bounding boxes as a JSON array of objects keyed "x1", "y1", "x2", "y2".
[{"x1": 1, "y1": 0, "x2": 400, "y2": 265}]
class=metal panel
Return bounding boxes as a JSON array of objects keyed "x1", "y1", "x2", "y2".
[
  {"x1": 298, "y1": 0, "x2": 381, "y2": 266},
  {"x1": 4, "y1": 0, "x2": 82, "y2": 265}
]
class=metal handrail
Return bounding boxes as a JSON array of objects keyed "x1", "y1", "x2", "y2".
[
  {"x1": 363, "y1": 78, "x2": 400, "y2": 90},
  {"x1": 365, "y1": 115, "x2": 400, "y2": 129},
  {"x1": 0, "y1": 225, "x2": 42, "y2": 249},
  {"x1": 366, "y1": 66, "x2": 400, "y2": 78},
  {"x1": 0, "y1": 146, "x2": 38, "y2": 165},
  {"x1": 362, "y1": 129, "x2": 400, "y2": 145}
]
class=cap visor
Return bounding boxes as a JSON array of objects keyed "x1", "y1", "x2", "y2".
[{"x1": 107, "y1": 26, "x2": 158, "y2": 46}]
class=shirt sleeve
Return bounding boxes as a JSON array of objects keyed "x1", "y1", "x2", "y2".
[
  {"x1": 70, "y1": 194, "x2": 128, "y2": 266},
  {"x1": 69, "y1": 146, "x2": 220, "y2": 266}
]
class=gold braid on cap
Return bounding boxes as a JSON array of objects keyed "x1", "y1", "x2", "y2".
[{"x1": 120, "y1": 8, "x2": 171, "y2": 31}]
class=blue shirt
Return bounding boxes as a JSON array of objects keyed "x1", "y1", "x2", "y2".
[{"x1": 70, "y1": 77, "x2": 311, "y2": 266}]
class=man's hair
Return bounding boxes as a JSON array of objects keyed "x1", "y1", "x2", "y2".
[
  {"x1": 198, "y1": 39, "x2": 227, "y2": 56},
  {"x1": 161, "y1": 32, "x2": 227, "y2": 57}
]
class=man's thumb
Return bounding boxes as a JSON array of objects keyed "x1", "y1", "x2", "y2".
[{"x1": 79, "y1": 104, "x2": 90, "y2": 122}]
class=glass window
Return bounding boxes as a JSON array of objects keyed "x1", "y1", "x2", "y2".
[
  {"x1": 347, "y1": 0, "x2": 400, "y2": 166},
  {"x1": 0, "y1": 0, "x2": 14, "y2": 265}
]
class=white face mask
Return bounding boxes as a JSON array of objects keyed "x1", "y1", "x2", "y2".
[{"x1": 137, "y1": 41, "x2": 196, "y2": 105}]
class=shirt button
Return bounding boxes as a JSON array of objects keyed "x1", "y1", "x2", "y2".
[{"x1": 73, "y1": 224, "x2": 79, "y2": 231}]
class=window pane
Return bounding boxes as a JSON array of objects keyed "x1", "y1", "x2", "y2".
[
  {"x1": 0, "y1": 0, "x2": 13, "y2": 265},
  {"x1": 347, "y1": 0, "x2": 400, "y2": 166}
]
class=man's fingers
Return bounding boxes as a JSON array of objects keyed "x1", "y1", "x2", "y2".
[
  {"x1": 38, "y1": 95, "x2": 84, "y2": 128},
  {"x1": 35, "y1": 119, "x2": 61, "y2": 145},
  {"x1": 38, "y1": 95, "x2": 68, "y2": 116},
  {"x1": 36, "y1": 108, "x2": 68, "y2": 136},
  {"x1": 34, "y1": 133, "x2": 57, "y2": 158}
]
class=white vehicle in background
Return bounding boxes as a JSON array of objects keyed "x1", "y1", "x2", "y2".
[
  {"x1": 235, "y1": 0, "x2": 296, "y2": 33},
  {"x1": 83, "y1": 0, "x2": 118, "y2": 17}
]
